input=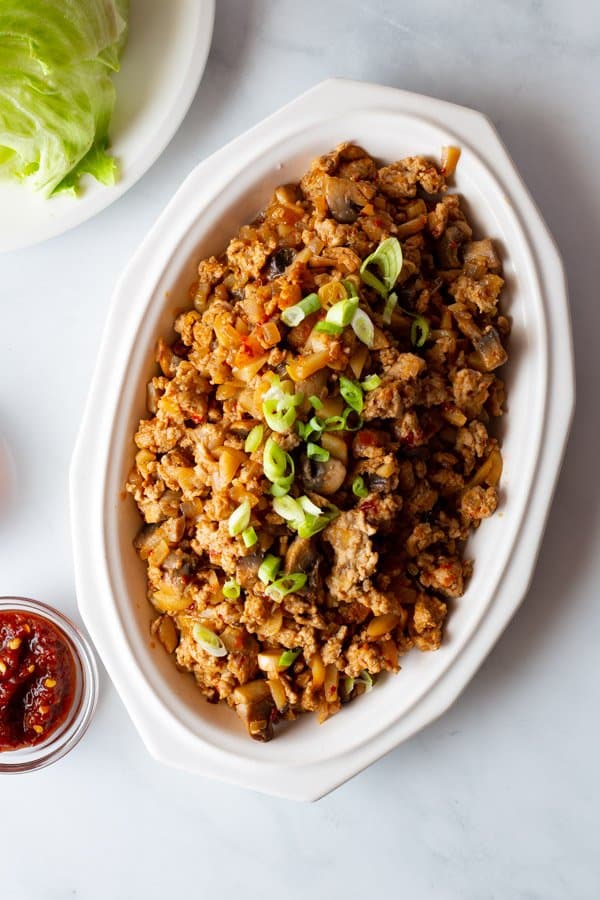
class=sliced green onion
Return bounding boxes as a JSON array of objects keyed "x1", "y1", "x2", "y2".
[
  {"x1": 352, "y1": 476, "x2": 369, "y2": 499},
  {"x1": 308, "y1": 415, "x2": 325, "y2": 434},
  {"x1": 278, "y1": 647, "x2": 302, "y2": 669},
  {"x1": 244, "y1": 424, "x2": 264, "y2": 453},
  {"x1": 309, "y1": 395, "x2": 323, "y2": 410},
  {"x1": 263, "y1": 438, "x2": 294, "y2": 484},
  {"x1": 339, "y1": 376, "x2": 364, "y2": 414},
  {"x1": 360, "y1": 237, "x2": 403, "y2": 297},
  {"x1": 342, "y1": 407, "x2": 364, "y2": 431},
  {"x1": 258, "y1": 554, "x2": 281, "y2": 584},
  {"x1": 281, "y1": 293, "x2": 321, "y2": 327},
  {"x1": 356, "y1": 669, "x2": 373, "y2": 692},
  {"x1": 342, "y1": 279, "x2": 359, "y2": 299},
  {"x1": 383, "y1": 291, "x2": 398, "y2": 324},
  {"x1": 192, "y1": 624, "x2": 227, "y2": 658},
  {"x1": 263, "y1": 395, "x2": 299, "y2": 433},
  {"x1": 326, "y1": 297, "x2": 359, "y2": 328},
  {"x1": 298, "y1": 495, "x2": 323, "y2": 517},
  {"x1": 222, "y1": 579, "x2": 241, "y2": 600},
  {"x1": 361, "y1": 374, "x2": 381, "y2": 392},
  {"x1": 262, "y1": 378, "x2": 303, "y2": 434},
  {"x1": 270, "y1": 479, "x2": 293, "y2": 497},
  {"x1": 411, "y1": 315, "x2": 430, "y2": 348},
  {"x1": 242, "y1": 526, "x2": 258, "y2": 548},
  {"x1": 265, "y1": 573, "x2": 307, "y2": 600},
  {"x1": 320, "y1": 415, "x2": 343, "y2": 432},
  {"x1": 228, "y1": 499, "x2": 251, "y2": 537},
  {"x1": 343, "y1": 676, "x2": 355, "y2": 695},
  {"x1": 314, "y1": 320, "x2": 343, "y2": 336},
  {"x1": 351, "y1": 308, "x2": 375, "y2": 348},
  {"x1": 307, "y1": 442, "x2": 330, "y2": 462},
  {"x1": 273, "y1": 495, "x2": 303, "y2": 522}
]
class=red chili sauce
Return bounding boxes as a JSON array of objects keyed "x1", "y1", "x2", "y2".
[{"x1": 0, "y1": 611, "x2": 75, "y2": 750}]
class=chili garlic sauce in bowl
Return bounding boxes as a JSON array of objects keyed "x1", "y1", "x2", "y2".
[{"x1": 0, "y1": 598, "x2": 98, "y2": 771}]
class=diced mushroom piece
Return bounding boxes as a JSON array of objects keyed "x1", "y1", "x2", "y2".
[
  {"x1": 463, "y1": 239, "x2": 501, "y2": 273},
  {"x1": 436, "y1": 222, "x2": 471, "y2": 268},
  {"x1": 300, "y1": 455, "x2": 347, "y2": 495},
  {"x1": 265, "y1": 247, "x2": 295, "y2": 280},
  {"x1": 232, "y1": 680, "x2": 275, "y2": 742},
  {"x1": 152, "y1": 615, "x2": 179, "y2": 653},
  {"x1": 324, "y1": 175, "x2": 374, "y2": 224},
  {"x1": 235, "y1": 554, "x2": 262, "y2": 590},
  {"x1": 284, "y1": 537, "x2": 318, "y2": 574},
  {"x1": 473, "y1": 326, "x2": 507, "y2": 371}
]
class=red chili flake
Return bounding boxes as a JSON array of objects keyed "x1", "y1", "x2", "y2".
[{"x1": 374, "y1": 218, "x2": 384, "y2": 227}]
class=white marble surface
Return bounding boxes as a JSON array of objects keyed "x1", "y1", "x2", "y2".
[{"x1": 1, "y1": 1, "x2": 599, "y2": 897}]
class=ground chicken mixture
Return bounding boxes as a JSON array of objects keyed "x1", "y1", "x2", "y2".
[{"x1": 126, "y1": 143, "x2": 508, "y2": 741}]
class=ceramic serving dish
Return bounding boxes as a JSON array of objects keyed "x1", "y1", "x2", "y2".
[{"x1": 70, "y1": 79, "x2": 574, "y2": 801}]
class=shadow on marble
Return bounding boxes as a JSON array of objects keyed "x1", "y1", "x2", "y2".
[{"x1": 0, "y1": 433, "x2": 17, "y2": 528}]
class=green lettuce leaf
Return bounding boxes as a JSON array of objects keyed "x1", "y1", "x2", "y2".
[{"x1": 0, "y1": 0, "x2": 128, "y2": 197}]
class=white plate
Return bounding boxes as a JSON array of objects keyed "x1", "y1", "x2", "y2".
[
  {"x1": 0, "y1": 0, "x2": 215, "y2": 253},
  {"x1": 71, "y1": 79, "x2": 575, "y2": 801}
]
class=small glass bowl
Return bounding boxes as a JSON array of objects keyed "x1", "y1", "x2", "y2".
[{"x1": 0, "y1": 596, "x2": 98, "y2": 772}]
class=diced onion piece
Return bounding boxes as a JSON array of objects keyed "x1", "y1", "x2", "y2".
[
  {"x1": 222, "y1": 579, "x2": 241, "y2": 600},
  {"x1": 232, "y1": 354, "x2": 270, "y2": 383},
  {"x1": 278, "y1": 647, "x2": 302, "y2": 669},
  {"x1": 242, "y1": 526, "x2": 258, "y2": 548},
  {"x1": 258, "y1": 650, "x2": 282, "y2": 674},
  {"x1": 320, "y1": 432, "x2": 348, "y2": 465},
  {"x1": 228, "y1": 499, "x2": 251, "y2": 536},
  {"x1": 265, "y1": 573, "x2": 307, "y2": 600},
  {"x1": 192, "y1": 624, "x2": 228, "y2": 658},
  {"x1": 339, "y1": 376, "x2": 364, "y2": 413},
  {"x1": 469, "y1": 448, "x2": 503, "y2": 488},
  {"x1": 262, "y1": 607, "x2": 283, "y2": 637},
  {"x1": 351, "y1": 308, "x2": 375, "y2": 348},
  {"x1": 324, "y1": 663, "x2": 339, "y2": 702},
  {"x1": 311, "y1": 653, "x2": 326, "y2": 689},
  {"x1": 366, "y1": 613, "x2": 401, "y2": 638},
  {"x1": 244, "y1": 424, "x2": 264, "y2": 453},
  {"x1": 360, "y1": 237, "x2": 403, "y2": 296},
  {"x1": 257, "y1": 321, "x2": 281, "y2": 348},
  {"x1": 258, "y1": 554, "x2": 281, "y2": 584},
  {"x1": 268, "y1": 676, "x2": 288, "y2": 711},
  {"x1": 287, "y1": 349, "x2": 331, "y2": 382},
  {"x1": 152, "y1": 584, "x2": 190, "y2": 614},
  {"x1": 349, "y1": 345, "x2": 369, "y2": 379},
  {"x1": 440, "y1": 145, "x2": 461, "y2": 177}
]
